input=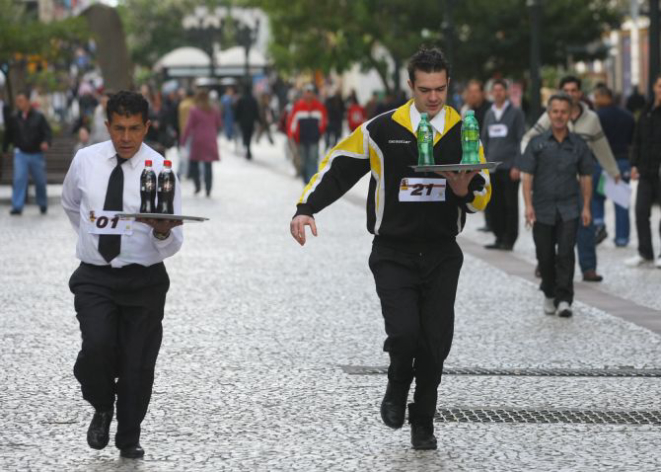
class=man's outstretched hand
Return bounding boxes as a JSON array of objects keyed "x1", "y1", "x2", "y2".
[{"x1": 290, "y1": 215, "x2": 317, "y2": 246}]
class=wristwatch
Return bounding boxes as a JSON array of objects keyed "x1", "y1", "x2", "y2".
[{"x1": 153, "y1": 230, "x2": 171, "y2": 240}]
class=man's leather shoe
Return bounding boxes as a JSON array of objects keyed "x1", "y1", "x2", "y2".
[
  {"x1": 409, "y1": 404, "x2": 437, "y2": 450},
  {"x1": 380, "y1": 381, "x2": 409, "y2": 429},
  {"x1": 120, "y1": 444, "x2": 145, "y2": 459},
  {"x1": 87, "y1": 410, "x2": 113, "y2": 450},
  {"x1": 582, "y1": 270, "x2": 603, "y2": 282},
  {"x1": 9, "y1": 209, "x2": 21, "y2": 216}
]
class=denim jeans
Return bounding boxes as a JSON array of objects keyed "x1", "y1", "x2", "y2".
[
  {"x1": 299, "y1": 142, "x2": 320, "y2": 184},
  {"x1": 591, "y1": 159, "x2": 631, "y2": 246},
  {"x1": 576, "y1": 193, "x2": 596, "y2": 273},
  {"x1": 11, "y1": 150, "x2": 47, "y2": 211}
]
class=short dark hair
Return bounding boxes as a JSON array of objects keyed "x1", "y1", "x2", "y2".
[
  {"x1": 407, "y1": 47, "x2": 451, "y2": 83},
  {"x1": 559, "y1": 75, "x2": 582, "y2": 90},
  {"x1": 491, "y1": 79, "x2": 508, "y2": 90},
  {"x1": 106, "y1": 90, "x2": 149, "y2": 123},
  {"x1": 15, "y1": 90, "x2": 30, "y2": 99},
  {"x1": 547, "y1": 92, "x2": 573, "y2": 108},
  {"x1": 594, "y1": 85, "x2": 613, "y2": 99}
]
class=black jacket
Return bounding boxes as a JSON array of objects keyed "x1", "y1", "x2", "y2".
[
  {"x1": 631, "y1": 104, "x2": 661, "y2": 177},
  {"x1": 3, "y1": 108, "x2": 52, "y2": 153},
  {"x1": 295, "y1": 100, "x2": 491, "y2": 243}
]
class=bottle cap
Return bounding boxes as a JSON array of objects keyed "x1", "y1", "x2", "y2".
[
  {"x1": 465, "y1": 110, "x2": 475, "y2": 116},
  {"x1": 421, "y1": 112, "x2": 428, "y2": 119},
  {"x1": 164, "y1": 160, "x2": 172, "y2": 167},
  {"x1": 145, "y1": 160, "x2": 152, "y2": 166}
]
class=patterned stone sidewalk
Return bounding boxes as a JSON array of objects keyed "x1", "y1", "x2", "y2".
[{"x1": 1, "y1": 136, "x2": 660, "y2": 471}]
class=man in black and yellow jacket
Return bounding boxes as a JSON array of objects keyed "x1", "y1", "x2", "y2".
[{"x1": 290, "y1": 47, "x2": 491, "y2": 450}]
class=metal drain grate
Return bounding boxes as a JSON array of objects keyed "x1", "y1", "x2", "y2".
[
  {"x1": 341, "y1": 365, "x2": 661, "y2": 378},
  {"x1": 436, "y1": 407, "x2": 661, "y2": 425}
]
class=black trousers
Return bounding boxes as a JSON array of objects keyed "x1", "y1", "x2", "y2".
[
  {"x1": 533, "y1": 215, "x2": 578, "y2": 305},
  {"x1": 635, "y1": 175, "x2": 661, "y2": 260},
  {"x1": 487, "y1": 169, "x2": 520, "y2": 246},
  {"x1": 69, "y1": 262, "x2": 170, "y2": 449},
  {"x1": 241, "y1": 124, "x2": 255, "y2": 159},
  {"x1": 189, "y1": 161, "x2": 213, "y2": 195},
  {"x1": 369, "y1": 239, "x2": 463, "y2": 421}
]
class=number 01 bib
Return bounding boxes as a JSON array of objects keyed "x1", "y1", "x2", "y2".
[
  {"x1": 399, "y1": 178, "x2": 446, "y2": 202},
  {"x1": 87, "y1": 210, "x2": 134, "y2": 235}
]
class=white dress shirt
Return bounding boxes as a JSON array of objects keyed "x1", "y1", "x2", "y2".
[
  {"x1": 410, "y1": 104, "x2": 446, "y2": 140},
  {"x1": 62, "y1": 140, "x2": 183, "y2": 268}
]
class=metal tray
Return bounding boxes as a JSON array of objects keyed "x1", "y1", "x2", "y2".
[
  {"x1": 411, "y1": 162, "x2": 501, "y2": 172},
  {"x1": 116, "y1": 213, "x2": 209, "y2": 222}
]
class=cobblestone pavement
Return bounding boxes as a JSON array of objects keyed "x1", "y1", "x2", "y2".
[{"x1": 1, "y1": 135, "x2": 661, "y2": 471}]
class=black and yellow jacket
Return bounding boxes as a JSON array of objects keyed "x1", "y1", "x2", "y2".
[{"x1": 295, "y1": 100, "x2": 491, "y2": 244}]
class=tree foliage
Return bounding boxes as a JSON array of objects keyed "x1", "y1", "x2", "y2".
[
  {"x1": 252, "y1": 0, "x2": 623, "y2": 91},
  {"x1": 118, "y1": 0, "x2": 245, "y2": 68},
  {"x1": 0, "y1": 0, "x2": 89, "y2": 67}
]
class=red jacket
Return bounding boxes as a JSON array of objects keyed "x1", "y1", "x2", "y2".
[
  {"x1": 347, "y1": 103, "x2": 366, "y2": 132},
  {"x1": 287, "y1": 98, "x2": 328, "y2": 144}
]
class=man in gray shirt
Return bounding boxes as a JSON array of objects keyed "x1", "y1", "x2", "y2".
[
  {"x1": 518, "y1": 93, "x2": 593, "y2": 318},
  {"x1": 481, "y1": 79, "x2": 526, "y2": 249}
]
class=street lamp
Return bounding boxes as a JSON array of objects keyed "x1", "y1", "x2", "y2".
[
  {"x1": 231, "y1": 8, "x2": 261, "y2": 87},
  {"x1": 182, "y1": 6, "x2": 225, "y2": 80}
]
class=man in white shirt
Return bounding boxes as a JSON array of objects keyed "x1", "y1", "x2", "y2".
[{"x1": 62, "y1": 91, "x2": 183, "y2": 459}]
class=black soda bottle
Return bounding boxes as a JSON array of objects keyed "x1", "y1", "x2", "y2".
[
  {"x1": 157, "y1": 159, "x2": 175, "y2": 214},
  {"x1": 139, "y1": 159, "x2": 157, "y2": 213}
]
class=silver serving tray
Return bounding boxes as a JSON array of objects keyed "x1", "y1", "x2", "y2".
[
  {"x1": 411, "y1": 162, "x2": 501, "y2": 172},
  {"x1": 116, "y1": 213, "x2": 209, "y2": 222}
]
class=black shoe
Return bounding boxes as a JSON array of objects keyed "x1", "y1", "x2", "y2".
[
  {"x1": 40, "y1": 207, "x2": 47, "y2": 215},
  {"x1": 9, "y1": 209, "x2": 22, "y2": 215},
  {"x1": 120, "y1": 444, "x2": 145, "y2": 459},
  {"x1": 582, "y1": 270, "x2": 603, "y2": 282},
  {"x1": 87, "y1": 409, "x2": 113, "y2": 450},
  {"x1": 380, "y1": 381, "x2": 410, "y2": 429},
  {"x1": 409, "y1": 404, "x2": 437, "y2": 450},
  {"x1": 595, "y1": 226, "x2": 607, "y2": 245}
]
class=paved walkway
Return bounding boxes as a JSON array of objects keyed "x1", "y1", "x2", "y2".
[{"x1": 1, "y1": 135, "x2": 661, "y2": 471}]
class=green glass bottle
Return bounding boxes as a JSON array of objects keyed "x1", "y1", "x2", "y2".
[
  {"x1": 461, "y1": 110, "x2": 481, "y2": 164},
  {"x1": 417, "y1": 112, "x2": 434, "y2": 166}
]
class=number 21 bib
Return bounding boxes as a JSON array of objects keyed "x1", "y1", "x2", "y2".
[{"x1": 399, "y1": 178, "x2": 446, "y2": 202}]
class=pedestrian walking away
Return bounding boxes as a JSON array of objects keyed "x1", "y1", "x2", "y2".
[
  {"x1": 180, "y1": 89, "x2": 222, "y2": 197},
  {"x1": 521, "y1": 75, "x2": 620, "y2": 282},
  {"x1": 481, "y1": 79, "x2": 526, "y2": 250},
  {"x1": 593, "y1": 85, "x2": 635, "y2": 248},
  {"x1": 235, "y1": 84, "x2": 260, "y2": 160},
  {"x1": 626, "y1": 75, "x2": 661, "y2": 269},
  {"x1": 519, "y1": 93, "x2": 593, "y2": 318},
  {"x1": 287, "y1": 83, "x2": 328, "y2": 184},
  {"x1": 3, "y1": 90, "x2": 52, "y2": 215},
  {"x1": 61, "y1": 91, "x2": 184, "y2": 459},
  {"x1": 290, "y1": 47, "x2": 491, "y2": 450}
]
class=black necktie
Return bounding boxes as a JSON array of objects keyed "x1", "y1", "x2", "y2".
[{"x1": 98, "y1": 156, "x2": 128, "y2": 262}]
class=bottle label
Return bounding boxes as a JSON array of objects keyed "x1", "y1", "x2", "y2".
[
  {"x1": 399, "y1": 178, "x2": 446, "y2": 202},
  {"x1": 87, "y1": 210, "x2": 134, "y2": 235}
]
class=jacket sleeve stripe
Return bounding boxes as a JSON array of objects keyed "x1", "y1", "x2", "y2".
[{"x1": 298, "y1": 125, "x2": 369, "y2": 205}]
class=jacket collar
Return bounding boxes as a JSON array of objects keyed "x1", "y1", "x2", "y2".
[{"x1": 392, "y1": 99, "x2": 461, "y2": 144}]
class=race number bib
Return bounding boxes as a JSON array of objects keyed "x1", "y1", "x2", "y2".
[
  {"x1": 399, "y1": 178, "x2": 446, "y2": 202},
  {"x1": 87, "y1": 210, "x2": 134, "y2": 235},
  {"x1": 488, "y1": 124, "x2": 508, "y2": 138}
]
